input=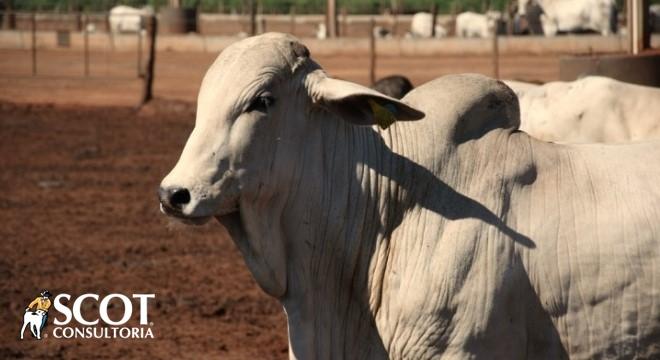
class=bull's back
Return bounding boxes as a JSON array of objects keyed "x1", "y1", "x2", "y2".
[
  {"x1": 517, "y1": 77, "x2": 660, "y2": 143},
  {"x1": 520, "y1": 139, "x2": 660, "y2": 358}
]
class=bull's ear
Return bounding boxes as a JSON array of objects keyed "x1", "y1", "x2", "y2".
[{"x1": 307, "y1": 72, "x2": 425, "y2": 129}]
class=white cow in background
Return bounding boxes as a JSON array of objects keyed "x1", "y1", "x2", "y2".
[
  {"x1": 651, "y1": 4, "x2": 660, "y2": 33},
  {"x1": 315, "y1": 23, "x2": 327, "y2": 39},
  {"x1": 20, "y1": 309, "x2": 46, "y2": 340},
  {"x1": 409, "y1": 12, "x2": 448, "y2": 38},
  {"x1": 505, "y1": 76, "x2": 660, "y2": 143},
  {"x1": 518, "y1": 0, "x2": 617, "y2": 35},
  {"x1": 653, "y1": 4, "x2": 660, "y2": 15},
  {"x1": 159, "y1": 33, "x2": 660, "y2": 359},
  {"x1": 109, "y1": 5, "x2": 153, "y2": 33},
  {"x1": 456, "y1": 11, "x2": 502, "y2": 38}
]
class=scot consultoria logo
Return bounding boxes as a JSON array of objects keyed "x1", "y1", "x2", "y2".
[
  {"x1": 19, "y1": 290, "x2": 156, "y2": 340},
  {"x1": 19, "y1": 290, "x2": 52, "y2": 340}
]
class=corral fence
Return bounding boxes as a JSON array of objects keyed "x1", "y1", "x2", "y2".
[
  {"x1": 0, "y1": 11, "x2": 159, "y2": 104},
  {"x1": 0, "y1": 11, "x2": 155, "y2": 78},
  {"x1": 0, "y1": 2, "x2": 658, "y2": 105},
  {"x1": 0, "y1": 9, "x2": 504, "y2": 84}
]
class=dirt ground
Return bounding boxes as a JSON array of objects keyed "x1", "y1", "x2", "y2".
[
  {"x1": 0, "y1": 47, "x2": 560, "y2": 359},
  {"x1": 0, "y1": 100, "x2": 288, "y2": 359}
]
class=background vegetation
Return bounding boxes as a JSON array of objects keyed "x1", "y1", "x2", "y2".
[{"x1": 5, "y1": 0, "x2": 660, "y2": 14}]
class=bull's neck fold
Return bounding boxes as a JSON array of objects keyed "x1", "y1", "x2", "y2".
[{"x1": 277, "y1": 111, "x2": 491, "y2": 359}]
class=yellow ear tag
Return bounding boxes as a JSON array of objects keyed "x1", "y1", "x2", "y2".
[{"x1": 368, "y1": 99, "x2": 397, "y2": 129}]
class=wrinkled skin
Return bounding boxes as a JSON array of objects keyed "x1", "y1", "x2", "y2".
[{"x1": 160, "y1": 33, "x2": 660, "y2": 359}]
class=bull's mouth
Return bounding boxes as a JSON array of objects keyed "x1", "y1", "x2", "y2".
[{"x1": 159, "y1": 203, "x2": 212, "y2": 226}]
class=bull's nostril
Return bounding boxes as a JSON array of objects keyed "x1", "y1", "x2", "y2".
[{"x1": 170, "y1": 188, "x2": 191, "y2": 208}]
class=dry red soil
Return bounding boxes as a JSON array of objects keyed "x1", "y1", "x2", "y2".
[{"x1": 0, "y1": 100, "x2": 288, "y2": 359}]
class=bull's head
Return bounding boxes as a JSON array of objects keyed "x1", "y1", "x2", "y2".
[{"x1": 158, "y1": 33, "x2": 423, "y2": 297}]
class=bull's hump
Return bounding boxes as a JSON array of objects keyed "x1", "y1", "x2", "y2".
[{"x1": 404, "y1": 74, "x2": 521, "y2": 144}]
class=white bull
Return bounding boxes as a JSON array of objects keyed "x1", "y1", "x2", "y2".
[
  {"x1": 409, "y1": 12, "x2": 447, "y2": 38},
  {"x1": 651, "y1": 4, "x2": 660, "y2": 33},
  {"x1": 505, "y1": 76, "x2": 660, "y2": 143},
  {"x1": 455, "y1": 11, "x2": 501, "y2": 38},
  {"x1": 518, "y1": 0, "x2": 617, "y2": 35},
  {"x1": 109, "y1": 5, "x2": 153, "y2": 34},
  {"x1": 20, "y1": 309, "x2": 46, "y2": 340},
  {"x1": 159, "y1": 33, "x2": 660, "y2": 359}
]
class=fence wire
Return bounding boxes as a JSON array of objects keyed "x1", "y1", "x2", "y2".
[{"x1": 0, "y1": 11, "x2": 152, "y2": 79}]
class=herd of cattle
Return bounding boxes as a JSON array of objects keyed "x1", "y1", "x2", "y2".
[
  {"x1": 108, "y1": 1, "x2": 660, "y2": 38},
  {"x1": 158, "y1": 33, "x2": 660, "y2": 359},
  {"x1": 408, "y1": 0, "x2": 622, "y2": 39}
]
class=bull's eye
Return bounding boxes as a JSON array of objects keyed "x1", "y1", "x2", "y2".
[{"x1": 246, "y1": 94, "x2": 275, "y2": 113}]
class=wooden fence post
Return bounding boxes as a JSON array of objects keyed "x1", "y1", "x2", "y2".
[
  {"x1": 31, "y1": 12, "x2": 37, "y2": 76},
  {"x1": 629, "y1": 0, "x2": 650, "y2": 54},
  {"x1": 3, "y1": 0, "x2": 16, "y2": 30},
  {"x1": 492, "y1": 32, "x2": 500, "y2": 79},
  {"x1": 369, "y1": 17, "x2": 376, "y2": 85},
  {"x1": 84, "y1": 12, "x2": 89, "y2": 76},
  {"x1": 141, "y1": 15, "x2": 157, "y2": 105},
  {"x1": 75, "y1": 7, "x2": 83, "y2": 31},
  {"x1": 249, "y1": 0, "x2": 256, "y2": 36},
  {"x1": 137, "y1": 15, "x2": 143, "y2": 77},
  {"x1": 327, "y1": 0, "x2": 337, "y2": 38},
  {"x1": 392, "y1": 6, "x2": 399, "y2": 37},
  {"x1": 289, "y1": 6, "x2": 296, "y2": 35},
  {"x1": 430, "y1": 3, "x2": 438, "y2": 37}
]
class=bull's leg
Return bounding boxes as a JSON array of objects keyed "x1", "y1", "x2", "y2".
[
  {"x1": 19, "y1": 321, "x2": 28, "y2": 339},
  {"x1": 30, "y1": 323, "x2": 38, "y2": 339},
  {"x1": 35, "y1": 323, "x2": 41, "y2": 340}
]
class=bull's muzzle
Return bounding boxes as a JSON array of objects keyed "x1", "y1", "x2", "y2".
[
  {"x1": 157, "y1": 186, "x2": 211, "y2": 225},
  {"x1": 158, "y1": 186, "x2": 190, "y2": 213}
]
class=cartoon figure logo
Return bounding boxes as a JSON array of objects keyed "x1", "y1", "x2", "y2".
[{"x1": 20, "y1": 290, "x2": 52, "y2": 340}]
